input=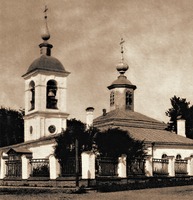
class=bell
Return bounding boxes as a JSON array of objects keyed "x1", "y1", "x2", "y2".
[{"x1": 48, "y1": 89, "x2": 55, "y2": 97}]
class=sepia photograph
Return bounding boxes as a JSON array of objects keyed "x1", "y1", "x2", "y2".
[{"x1": 1, "y1": 0, "x2": 193, "y2": 199}]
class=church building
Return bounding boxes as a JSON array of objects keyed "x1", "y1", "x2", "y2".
[{"x1": 92, "y1": 39, "x2": 193, "y2": 177}]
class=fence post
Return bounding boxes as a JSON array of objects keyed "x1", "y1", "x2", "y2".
[
  {"x1": 117, "y1": 154, "x2": 127, "y2": 178},
  {"x1": 0, "y1": 153, "x2": 8, "y2": 179},
  {"x1": 185, "y1": 156, "x2": 193, "y2": 176},
  {"x1": 21, "y1": 155, "x2": 31, "y2": 179},
  {"x1": 81, "y1": 151, "x2": 95, "y2": 179},
  {"x1": 145, "y1": 155, "x2": 153, "y2": 176},
  {"x1": 167, "y1": 156, "x2": 175, "y2": 176},
  {"x1": 49, "y1": 155, "x2": 60, "y2": 180}
]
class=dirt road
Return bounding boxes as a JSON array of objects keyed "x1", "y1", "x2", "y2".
[{"x1": 0, "y1": 185, "x2": 193, "y2": 200}]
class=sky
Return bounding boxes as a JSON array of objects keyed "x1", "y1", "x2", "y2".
[{"x1": 1, "y1": 0, "x2": 193, "y2": 123}]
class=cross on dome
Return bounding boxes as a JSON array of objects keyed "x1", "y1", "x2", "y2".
[
  {"x1": 116, "y1": 38, "x2": 129, "y2": 75},
  {"x1": 41, "y1": 5, "x2": 50, "y2": 41},
  {"x1": 120, "y1": 38, "x2": 125, "y2": 61}
]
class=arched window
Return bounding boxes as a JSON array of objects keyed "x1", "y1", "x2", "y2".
[
  {"x1": 162, "y1": 154, "x2": 167, "y2": 159},
  {"x1": 126, "y1": 91, "x2": 133, "y2": 109},
  {"x1": 110, "y1": 91, "x2": 114, "y2": 106},
  {"x1": 176, "y1": 154, "x2": 182, "y2": 160},
  {"x1": 46, "y1": 80, "x2": 58, "y2": 109},
  {"x1": 29, "y1": 81, "x2": 35, "y2": 110}
]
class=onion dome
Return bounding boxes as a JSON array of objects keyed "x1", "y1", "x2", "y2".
[
  {"x1": 116, "y1": 61, "x2": 129, "y2": 75},
  {"x1": 108, "y1": 38, "x2": 136, "y2": 90},
  {"x1": 22, "y1": 6, "x2": 69, "y2": 77}
]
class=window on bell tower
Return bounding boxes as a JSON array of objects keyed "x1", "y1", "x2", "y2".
[
  {"x1": 126, "y1": 91, "x2": 132, "y2": 109},
  {"x1": 46, "y1": 80, "x2": 58, "y2": 109},
  {"x1": 110, "y1": 91, "x2": 115, "y2": 106},
  {"x1": 29, "y1": 81, "x2": 35, "y2": 111}
]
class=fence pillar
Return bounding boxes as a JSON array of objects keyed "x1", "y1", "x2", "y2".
[
  {"x1": 167, "y1": 156, "x2": 175, "y2": 176},
  {"x1": 185, "y1": 156, "x2": 193, "y2": 176},
  {"x1": 21, "y1": 155, "x2": 31, "y2": 179},
  {"x1": 81, "y1": 151, "x2": 95, "y2": 179},
  {"x1": 117, "y1": 154, "x2": 127, "y2": 178},
  {"x1": 49, "y1": 155, "x2": 60, "y2": 180},
  {"x1": 0, "y1": 153, "x2": 8, "y2": 179},
  {"x1": 145, "y1": 155, "x2": 153, "y2": 176}
]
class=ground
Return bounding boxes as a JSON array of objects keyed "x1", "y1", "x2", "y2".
[{"x1": 0, "y1": 185, "x2": 193, "y2": 200}]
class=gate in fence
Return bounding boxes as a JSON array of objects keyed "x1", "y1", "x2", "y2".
[
  {"x1": 60, "y1": 157, "x2": 81, "y2": 177},
  {"x1": 5, "y1": 148, "x2": 23, "y2": 178},
  {"x1": 5, "y1": 160, "x2": 22, "y2": 178}
]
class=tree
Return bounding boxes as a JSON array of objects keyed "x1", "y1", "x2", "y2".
[
  {"x1": 0, "y1": 107, "x2": 24, "y2": 147},
  {"x1": 94, "y1": 128, "x2": 146, "y2": 161},
  {"x1": 166, "y1": 95, "x2": 193, "y2": 139},
  {"x1": 54, "y1": 118, "x2": 97, "y2": 164}
]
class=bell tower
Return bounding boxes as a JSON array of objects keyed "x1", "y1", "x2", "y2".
[
  {"x1": 108, "y1": 38, "x2": 136, "y2": 111},
  {"x1": 22, "y1": 7, "x2": 70, "y2": 142}
]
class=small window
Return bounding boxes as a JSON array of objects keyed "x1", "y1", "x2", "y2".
[
  {"x1": 30, "y1": 126, "x2": 33, "y2": 134},
  {"x1": 126, "y1": 91, "x2": 133, "y2": 109},
  {"x1": 29, "y1": 81, "x2": 35, "y2": 110},
  {"x1": 162, "y1": 154, "x2": 167, "y2": 159},
  {"x1": 110, "y1": 91, "x2": 114, "y2": 106},
  {"x1": 176, "y1": 154, "x2": 182, "y2": 160},
  {"x1": 46, "y1": 80, "x2": 58, "y2": 109}
]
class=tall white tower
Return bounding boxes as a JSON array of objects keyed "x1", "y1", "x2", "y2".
[{"x1": 22, "y1": 8, "x2": 70, "y2": 142}]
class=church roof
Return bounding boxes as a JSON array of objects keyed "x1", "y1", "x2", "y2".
[
  {"x1": 6, "y1": 147, "x2": 32, "y2": 154},
  {"x1": 23, "y1": 55, "x2": 67, "y2": 76},
  {"x1": 108, "y1": 75, "x2": 137, "y2": 90},
  {"x1": 93, "y1": 108, "x2": 193, "y2": 146},
  {"x1": 94, "y1": 108, "x2": 167, "y2": 130},
  {"x1": 123, "y1": 127, "x2": 193, "y2": 146}
]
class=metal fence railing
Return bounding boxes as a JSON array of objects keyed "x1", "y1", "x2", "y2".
[
  {"x1": 30, "y1": 159, "x2": 49, "y2": 177},
  {"x1": 153, "y1": 158, "x2": 169, "y2": 176},
  {"x1": 175, "y1": 159, "x2": 188, "y2": 176},
  {"x1": 127, "y1": 159, "x2": 146, "y2": 176},
  {"x1": 96, "y1": 157, "x2": 118, "y2": 176}
]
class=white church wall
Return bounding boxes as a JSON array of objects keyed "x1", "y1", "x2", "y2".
[
  {"x1": 29, "y1": 143, "x2": 55, "y2": 159},
  {"x1": 45, "y1": 117, "x2": 67, "y2": 136},
  {"x1": 147, "y1": 146, "x2": 193, "y2": 159}
]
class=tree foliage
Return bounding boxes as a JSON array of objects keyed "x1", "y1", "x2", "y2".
[
  {"x1": 0, "y1": 107, "x2": 24, "y2": 147},
  {"x1": 54, "y1": 119, "x2": 97, "y2": 164},
  {"x1": 94, "y1": 128, "x2": 146, "y2": 161},
  {"x1": 166, "y1": 95, "x2": 193, "y2": 139},
  {"x1": 54, "y1": 119, "x2": 146, "y2": 165}
]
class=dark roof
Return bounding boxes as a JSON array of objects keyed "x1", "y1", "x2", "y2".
[
  {"x1": 108, "y1": 75, "x2": 136, "y2": 90},
  {"x1": 94, "y1": 108, "x2": 167, "y2": 130},
  {"x1": 123, "y1": 127, "x2": 193, "y2": 146},
  {"x1": 23, "y1": 55, "x2": 68, "y2": 76},
  {"x1": 6, "y1": 147, "x2": 32, "y2": 154},
  {"x1": 93, "y1": 108, "x2": 193, "y2": 147}
]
